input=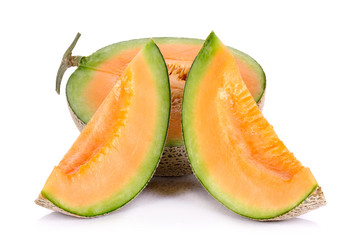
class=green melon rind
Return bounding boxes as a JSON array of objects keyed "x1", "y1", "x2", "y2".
[
  {"x1": 66, "y1": 67, "x2": 97, "y2": 123},
  {"x1": 182, "y1": 32, "x2": 318, "y2": 220},
  {"x1": 66, "y1": 37, "x2": 266, "y2": 133},
  {"x1": 164, "y1": 139, "x2": 184, "y2": 147},
  {"x1": 39, "y1": 40, "x2": 171, "y2": 217}
]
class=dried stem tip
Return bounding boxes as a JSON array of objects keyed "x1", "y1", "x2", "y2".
[{"x1": 56, "y1": 32, "x2": 83, "y2": 94}]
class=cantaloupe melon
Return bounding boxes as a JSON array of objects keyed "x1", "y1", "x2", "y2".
[
  {"x1": 182, "y1": 32, "x2": 326, "y2": 221},
  {"x1": 36, "y1": 40, "x2": 170, "y2": 217},
  {"x1": 57, "y1": 33, "x2": 266, "y2": 176}
]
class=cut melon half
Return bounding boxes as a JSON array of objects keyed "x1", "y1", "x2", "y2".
[
  {"x1": 58, "y1": 34, "x2": 266, "y2": 176},
  {"x1": 36, "y1": 40, "x2": 170, "y2": 217},
  {"x1": 182, "y1": 32, "x2": 326, "y2": 221}
]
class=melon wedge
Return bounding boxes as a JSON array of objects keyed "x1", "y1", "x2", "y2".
[
  {"x1": 36, "y1": 40, "x2": 170, "y2": 217},
  {"x1": 58, "y1": 34, "x2": 266, "y2": 176},
  {"x1": 182, "y1": 32, "x2": 326, "y2": 221}
]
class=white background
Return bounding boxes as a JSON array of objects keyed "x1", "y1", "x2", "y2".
[{"x1": 1, "y1": 0, "x2": 360, "y2": 239}]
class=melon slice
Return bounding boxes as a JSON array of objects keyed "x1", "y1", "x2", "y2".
[
  {"x1": 58, "y1": 34, "x2": 266, "y2": 176},
  {"x1": 182, "y1": 32, "x2": 326, "y2": 221},
  {"x1": 35, "y1": 40, "x2": 170, "y2": 217}
]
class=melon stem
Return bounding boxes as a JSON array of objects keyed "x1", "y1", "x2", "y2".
[{"x1": 56, "y1": 32, "x2": 83, "y2": 94}]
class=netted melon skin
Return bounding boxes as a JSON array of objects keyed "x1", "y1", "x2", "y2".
[
  {"x1": 35, "y1": 194, "x2": 90, "y2": 218},
  {"x1": 154, "y1": 146, "x2": 192, "y2": 176},
  {"x1": 258, "y1": 186, "x2": 326, "y2": 221}
]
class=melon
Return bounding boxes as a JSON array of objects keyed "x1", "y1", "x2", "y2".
[
  {"x1": 57, "y1": 33, "x2": 266, "y2": 176},
  {"x1": 182, "y1": 32, "x2": 326, "y2": 221},
  {"x1": 35, "y1": 40, "x2": 170, "y2": 217}
]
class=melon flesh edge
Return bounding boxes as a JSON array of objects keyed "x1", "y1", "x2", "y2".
[
  {"x1": 182, "y1": 32, "x2": 326, "y2": 220},
  {"x1": 38, "y1": 40, "x2": 170, "y2": 217}
]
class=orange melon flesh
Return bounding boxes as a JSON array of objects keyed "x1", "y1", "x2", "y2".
[
  {"x1": 85, "y1": 48, "x2": 141, "y2": 111},
  {"x1": 40, "y1": 40, "x2": 170, "y2": 217},
  {"x1": 85, "y1": 44, "x2": 260, "y2": 144},
  {"x1": 86, "y1": 43, "x2": 261, "y2": 110},
  {"x1": 66, "y1": 38, "x2": 265, "y2": 147},
  {"x1": 182, "y1": 33, "x2": 319, "y2": 219}
]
